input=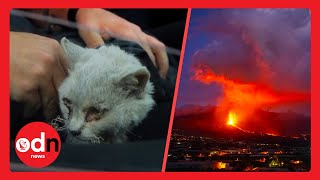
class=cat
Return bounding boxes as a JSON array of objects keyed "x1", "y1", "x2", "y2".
[{"x1": 57, "y1": 37, "x2": 155, "y2": 144}]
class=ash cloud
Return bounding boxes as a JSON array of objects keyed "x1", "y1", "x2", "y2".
[{"x1": 190, "y1": 9, "x2": 310, "y2": 92}]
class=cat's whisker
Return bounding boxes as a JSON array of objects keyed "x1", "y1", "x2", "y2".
[
  {"x1": 98, "y1": 136, "x2": 104, "y2": 142},
  {"x1": 90, "y1": 136, "x2": 104, "y2": 144},
  {"x1": 125, "y1": 128, "x2": 141, "y2": 138},
  {"x1": 119, "y1": 119, "x2": 141, "y2": 139},
  {"x1": 50, "y1": 115, "x2": 69, "y2": 132}
]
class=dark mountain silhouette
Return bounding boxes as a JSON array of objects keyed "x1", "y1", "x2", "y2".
[{"x1": 173, "y1": 105, "x2": 310, "y2": 140}]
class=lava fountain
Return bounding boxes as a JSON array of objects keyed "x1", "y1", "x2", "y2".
[{"x1": 227, "y1": 111, "x2": 237, "y2": 126}]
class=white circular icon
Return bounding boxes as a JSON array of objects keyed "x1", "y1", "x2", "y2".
[{"x1": 15, "y1": 138, "x2": 30, "y2": 152}]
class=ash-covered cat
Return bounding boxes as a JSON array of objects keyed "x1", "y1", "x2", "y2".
[{"x1": 58, "y1": 37, "x2": 155, "y2": 144}]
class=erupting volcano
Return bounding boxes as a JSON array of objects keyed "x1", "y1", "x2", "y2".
[
  {"x1": 226, "y1": 111, "x2": 256, "y2": 134},
  {"x1": 168, "y1": 9, "x2": 311, "y2": 172},
  {"x1": 190, "y1": 64, "x2": 310, "y2": 136}
]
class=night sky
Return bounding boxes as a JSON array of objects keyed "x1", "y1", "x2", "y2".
[{"x1": 177, "y1": 9, "x2": 310, "y2": 115}]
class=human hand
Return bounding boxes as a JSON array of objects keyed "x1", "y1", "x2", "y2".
[
  {"x1": 10, "y1": 32, "x2": 69, "y2": 120},
  {"x1": 75, "y1": 8, "x2": 169, "y2": 78}
]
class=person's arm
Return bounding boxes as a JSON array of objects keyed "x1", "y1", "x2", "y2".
[{"x1": 10, "y1": 32, "x2": 69, "y2": 120}]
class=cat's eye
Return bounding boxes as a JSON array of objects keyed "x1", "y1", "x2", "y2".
[
  {"x1": 85, "y1": 107, "x2": 108, "y2": 122},
  {"x1": 87, "y1": 107, "x2": 99, "y2": 114}
]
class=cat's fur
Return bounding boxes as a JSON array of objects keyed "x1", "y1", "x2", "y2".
[{"x1": 58, "y1": 38, "x2": 155, "y2": 144}]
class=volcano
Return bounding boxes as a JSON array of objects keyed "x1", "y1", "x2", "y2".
[{"x1": 173, "y1": 105, "x2": 310, "y2": 140}]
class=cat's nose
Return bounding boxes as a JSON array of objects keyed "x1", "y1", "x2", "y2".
[{"x1": 70, "y1": 130, "x2": 81, "y2": 136}]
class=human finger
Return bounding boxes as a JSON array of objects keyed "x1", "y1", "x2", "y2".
[{"x1": 146, "y1": 35, "x2": 169, "y2": 78}]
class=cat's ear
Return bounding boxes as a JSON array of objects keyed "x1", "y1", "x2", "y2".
[
  {"x1": 118, "y1": 67, "x2": 150, "y2": 98},
  {"x1": 60, "y1": 37, "x2": 86, "y2": 68}
]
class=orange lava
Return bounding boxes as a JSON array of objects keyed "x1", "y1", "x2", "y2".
[{"x1": 227, "y1": 111, "x2": 237, "y2": 126}]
